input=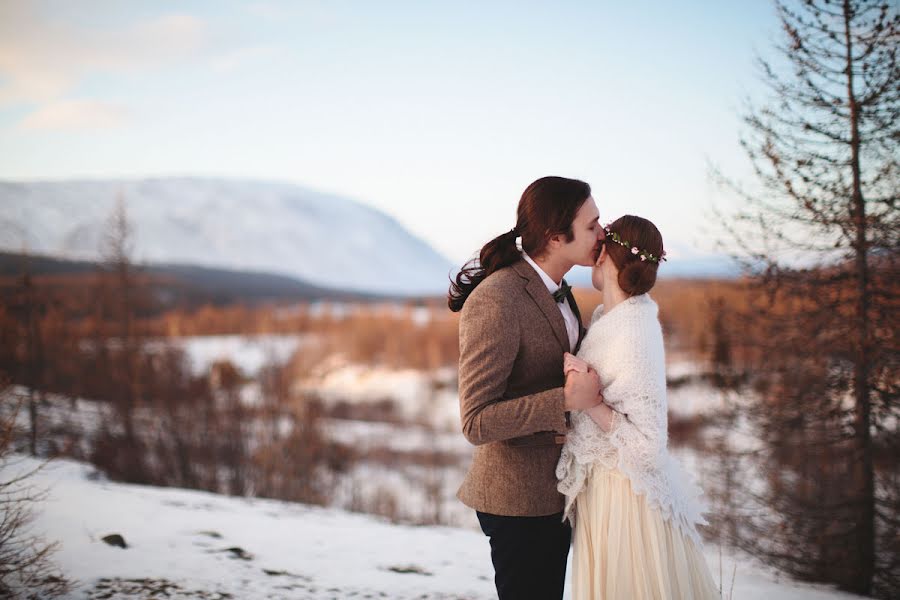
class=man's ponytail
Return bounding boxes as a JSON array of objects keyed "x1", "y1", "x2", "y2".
[{"x1": 448, "y1": 228, "x2": 521, "y2": 312}]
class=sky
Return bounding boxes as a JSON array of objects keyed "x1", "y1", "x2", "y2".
[{"x1": 0, "y1": 0, "x2": 780, "y2": 265}]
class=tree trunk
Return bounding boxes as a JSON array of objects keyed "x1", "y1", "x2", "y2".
[
  {"x1": 27, "y1": 387, "x2": 37, "y2": 456},
  {"x1": 842, "y1": 0, "x2": 874, "y2": 593}
]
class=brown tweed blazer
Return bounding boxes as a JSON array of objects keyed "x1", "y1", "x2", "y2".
[{"x1": 457, "y1": 258, "x2": 587, "y2": 516}]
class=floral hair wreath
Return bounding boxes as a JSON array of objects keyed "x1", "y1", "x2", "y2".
[{"x1": 602, "y1": 222, "x2": 667, "y2": 263}]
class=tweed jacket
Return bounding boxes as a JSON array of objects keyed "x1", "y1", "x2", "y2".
[{"x1": 457, "y1": 258, "x2": 587, "y2": 516}]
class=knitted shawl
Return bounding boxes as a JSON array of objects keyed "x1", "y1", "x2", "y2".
[{"x1": 556, "y1": 294, "x2": 708, "y2": 545}]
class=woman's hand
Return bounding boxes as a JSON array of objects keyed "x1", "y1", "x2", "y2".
[
  {"x1": 585, "y1": 400, "x2": 617, "y2": 432},
  {"x1": 563, "y1": 352, "x2": 591, "y2": 377}
]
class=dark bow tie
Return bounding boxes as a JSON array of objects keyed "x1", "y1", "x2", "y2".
[{"x1": 552, "y1": 279, "x2": 571, "y2": 303}]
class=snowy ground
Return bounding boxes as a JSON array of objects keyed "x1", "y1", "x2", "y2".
[
  {"x1": 2, "y1": 338, "x2": 869, "y2": 598},
  {"x1": 5, "y1": 455, "x2": 864, "y2": 600},
  {"x1": 294, "y1": 358, "x2": 460, "y2": 432},
  {"x1": 172, "y1": 334, "x2": 313, "y2": 377}
]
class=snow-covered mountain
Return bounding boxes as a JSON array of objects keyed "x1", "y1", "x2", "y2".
[{"x1": 0, "y1": 178, "x2": 454, "y2": 295}]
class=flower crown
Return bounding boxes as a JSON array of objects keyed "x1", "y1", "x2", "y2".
[{"x1": 603, "y1": 223, "x2": 667, "y2": 263}]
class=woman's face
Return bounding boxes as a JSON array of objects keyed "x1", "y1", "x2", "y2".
[{"x1": 591, "y1": 243, "x2": 608, "y2": 291}]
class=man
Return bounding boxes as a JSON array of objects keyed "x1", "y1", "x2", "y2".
[{"x1": 448, "y1": 176, "x2": 604, "y2": 599}]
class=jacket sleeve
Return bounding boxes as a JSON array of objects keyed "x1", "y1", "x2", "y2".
[{"x1": 458, "y1": 284, "x2": 567, "y2": 445}]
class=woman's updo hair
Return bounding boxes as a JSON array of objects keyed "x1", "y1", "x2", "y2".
[{"x1": 603, "y1": 215, "x2": 665, "y2": 297}]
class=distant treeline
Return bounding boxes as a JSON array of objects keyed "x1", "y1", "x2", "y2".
[{"x1": 0, "y1": 251, "x2": 393, "y2": 310}]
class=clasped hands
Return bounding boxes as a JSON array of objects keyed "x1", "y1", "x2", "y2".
[{"x1": 562, "y1": 352, "x2": 616, "y2": 432}]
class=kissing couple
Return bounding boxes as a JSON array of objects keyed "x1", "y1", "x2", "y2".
[{"x1": 449, "y1": 176, "x2": 718, "y2": 599}]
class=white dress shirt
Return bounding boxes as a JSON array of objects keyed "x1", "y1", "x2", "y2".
[{"x1": 522, "y1": 252, "x2": 580, "y2": 352}]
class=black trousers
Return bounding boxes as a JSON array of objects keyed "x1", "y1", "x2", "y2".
[{"x1": 476, "y1": 510, "x2": 571, "y2": 600}]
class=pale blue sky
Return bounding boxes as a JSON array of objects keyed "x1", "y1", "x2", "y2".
[{"x1": 0, "y1": 1, "x2": 778, "y2": 264}]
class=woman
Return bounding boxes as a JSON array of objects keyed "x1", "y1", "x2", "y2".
[{"x1": 556, "y1": 215, "x2": 718, "y2": 599}]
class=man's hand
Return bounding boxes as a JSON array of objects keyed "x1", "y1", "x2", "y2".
[{"x1": 564, "y1": 368, "x2": 602, "y2": 411}]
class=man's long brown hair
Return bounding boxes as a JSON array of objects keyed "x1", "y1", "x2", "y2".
[{"x1": 448, "y1": 176, "x2": 591, "y2": 312}]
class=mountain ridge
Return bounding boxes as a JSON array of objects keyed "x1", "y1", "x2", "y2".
[{"x1": 0, "y1": 177, "x2": 454, "y2": 295}]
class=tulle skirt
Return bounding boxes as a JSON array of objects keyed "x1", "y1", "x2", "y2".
[{"x1": 570, "y1": 466, "x2": 719, "y2": 600}]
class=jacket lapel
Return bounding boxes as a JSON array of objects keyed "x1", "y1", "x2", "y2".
[{"x1": 513, "y1": 260, "x2": 570, "y2": 353}]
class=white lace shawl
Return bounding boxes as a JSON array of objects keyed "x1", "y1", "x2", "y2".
[{"x1": 555, "y1": 294, "x2": 708, "y2": 545}]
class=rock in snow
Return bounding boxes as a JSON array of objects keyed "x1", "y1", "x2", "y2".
[{"x1": 100, "y1": 534, "x2": 128, "y2": 549}]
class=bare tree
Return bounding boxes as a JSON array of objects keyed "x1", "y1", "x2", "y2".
[
  {"x1": 103, "y1": 194, "x2": 139, "y2": 441},
  {"x1": 91, "y1": 193, "x2": 150, "y2": 483},
  {"x1": 17, "y1": 255, "x2": 43, "y2": 457},
  {"x1": 714, "y1": 1, "x2": 898, "y2": 597},
  {"x1": 251, "y1": 360, "x2": 339, "y2": 505},
  {"x1": 211, "y1": 359, "x2": 249, "y2": 496},
  {"x1": 0, "y1": 384, "x2": 72, "y2": 599}
]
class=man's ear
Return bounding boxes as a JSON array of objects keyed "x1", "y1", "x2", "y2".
[{"x1": 547, "y1": 233, "x2": 562, "y2": 250}]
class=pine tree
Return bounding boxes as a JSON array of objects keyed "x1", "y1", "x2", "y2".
[{"x1": 715, "y1": 1, "x2": 898, "y2": 596}]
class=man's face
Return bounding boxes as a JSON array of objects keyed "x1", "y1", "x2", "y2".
[{"x1": 559, "y1": 196, "x2": 602, "y2": 267}]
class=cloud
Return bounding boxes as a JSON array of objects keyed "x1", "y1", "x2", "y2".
[
  {"x1": 212, "y1": 45, "x2": 280, "y2": 73},
  {"x1": 245, "y1": 0, "x2": 341, "y2": 26},
  {"x1": 19, "y1": 99, "x2": 128, "y2": 130},
  {"x1": 0, "y1": 4, "x2": 206, "y2": 108},
  {"x1": 246, "y1": 2, "x2": 288, "y2": 19}
]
